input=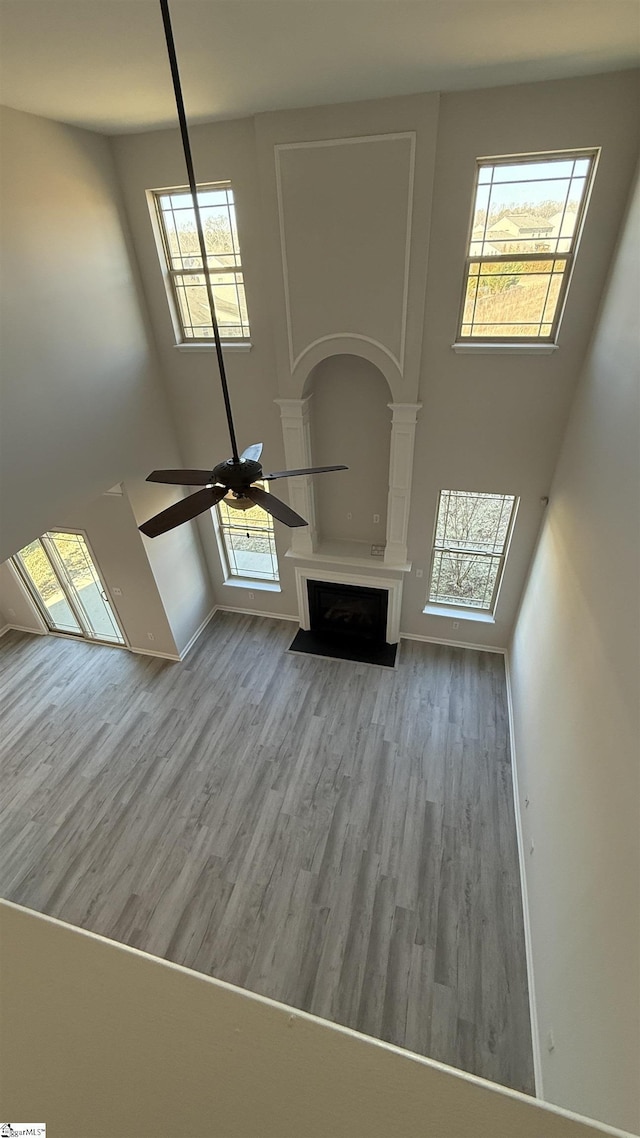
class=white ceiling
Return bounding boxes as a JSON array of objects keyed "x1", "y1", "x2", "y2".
[{"x1": 1, "y1": 0, "x2": 638, "y2": 134}]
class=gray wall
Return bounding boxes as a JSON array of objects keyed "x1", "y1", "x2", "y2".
[
  {"x1": 0, "y1": 105, "x2": 180, "y2": 561},
  {"x1": 509, "y1": 162, "x2": 640, "y2": 1133},
  {"x1": 309, "y1": 356, "x2": 391, "y2": 546}
]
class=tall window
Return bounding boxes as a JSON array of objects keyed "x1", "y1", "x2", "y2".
[
  {"x1": 458, "y1": 151, "x2": 597, "y2": 342},
  {"x1": 153, "y1": 183, "x2": 250, "y2": 341},
  {"x1": 216, "y1": 485, "x2": 279, "y2": 582},
  {"x1": 428, "y1": 490, "x2": 517, "y2": 613}
]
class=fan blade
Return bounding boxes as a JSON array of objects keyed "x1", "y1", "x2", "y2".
[
  {"x1": 146, "y1": 469, "x2": 213, "y2": 486},
  {"x1": 139, "y1": 485, "x2": 227, "y2": 538},
  {"x1": 244, "y1": 485, "x2": 307, "y2": 528},
  {"x1": 240, "y1": 443, "x2": 263, "y2": 462},
  {"x1": 262, "y1": 464, "x2": 348, "y2": 481}
]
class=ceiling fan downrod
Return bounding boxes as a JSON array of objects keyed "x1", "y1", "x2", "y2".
[{"x1": 159, "y1": 0, "x2": 240, "y2": 464}]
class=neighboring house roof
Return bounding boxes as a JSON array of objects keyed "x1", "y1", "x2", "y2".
[
  {"x1": 489, "y1": 213, "x2": 554, "y2": 233},
  {"x1": 480, "y1": 229, "x2": 519, "y2": 242}
]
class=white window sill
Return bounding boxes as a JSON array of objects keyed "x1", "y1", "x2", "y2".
[
  {"x1": 423, "y1": 604, "x2": 495, "y2": 624},
  {"x1": 452, "y1": 342, "x2": 559, "y2": 355},
  {"x1": 223, "y1": 577, "x2": 281, "y2": 592},
  {"x1": 175, "y1": 342, "x2": 252, "y2": 353}
]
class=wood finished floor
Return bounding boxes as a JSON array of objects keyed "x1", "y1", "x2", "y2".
[{"x1": 0, "y1": 614, "x2": 534, "y2": 1093}]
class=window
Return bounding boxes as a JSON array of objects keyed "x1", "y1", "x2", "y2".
[
  {"x1": 216, "y1": 485, "x2": 279, "y2": 583},
  {"x1": 153, "y1": 183, "x2": 250, "y2": 341},
  {"x1": 458, "y1": 151, "x2": 597, "y2": 342},
  {"x1": 428, "y1": 490, "x2": 517, "y2": 613}
]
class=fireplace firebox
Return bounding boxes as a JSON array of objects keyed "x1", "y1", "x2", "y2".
[{"x1": 308, "y1": 579, "x2": 387, "y2": 642}]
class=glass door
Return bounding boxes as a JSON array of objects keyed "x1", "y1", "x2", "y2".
[{"x1": 14, "y1": 531, "x2": 126, "y2": 646}]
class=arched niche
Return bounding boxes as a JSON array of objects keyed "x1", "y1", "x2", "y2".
[
  {"x1": 306, "y1": 354, "x2": 391, "y2": 547},
  {"x1": 294, "y1": 335, "x2": 402, "y2": 402}
]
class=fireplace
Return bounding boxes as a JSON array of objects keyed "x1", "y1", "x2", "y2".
[
  {"x1": 289, "y1": 576, "x2": 398, "y2": 667},
  {"x1": 307, "y1": 579, "x2": 387, "y2": 643}
]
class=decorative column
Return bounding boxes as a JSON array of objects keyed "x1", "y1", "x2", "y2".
[
  {"x1": 384, "y1": 403, "x2": 422, "y2": 567},
  {"x1": 274, "y1": 396, "x2": 317, "y2": 556}
]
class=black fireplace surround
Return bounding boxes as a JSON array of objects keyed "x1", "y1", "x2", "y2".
[{"x1": 288, "y1": 579, "x2": 397, "y2": 667}]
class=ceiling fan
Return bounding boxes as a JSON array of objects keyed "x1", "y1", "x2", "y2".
[{"x1": 139, "y1": 0, "x2": 347, "y2": 539}]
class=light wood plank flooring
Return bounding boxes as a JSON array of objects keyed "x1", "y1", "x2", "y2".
[{"x1": 0, "y1": 614, "x2": 533, "y2": 1093}]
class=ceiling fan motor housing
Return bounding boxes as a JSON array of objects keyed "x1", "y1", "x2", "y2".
[{"x1": 213, "y1": 457, "x2": 263, "y2": 493}]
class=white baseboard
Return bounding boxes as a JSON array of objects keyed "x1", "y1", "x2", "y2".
[
  {"x1": 504, "y1": 649, "x2": 543, "y2": 1099},
  {"x1": 400, "y1": 631, "x2": 505, "y2": 654},
  {"x1": 178, "y1": 608, "x2": 217, "y2": 660},
  {"x1": 128, "y1": 645, "x2": 181, "y2": 662},
  {"x1": 0, "y1": 622, "x2": 48, "y2": 638},
  {"x1": 214, "y1": 605, "x2": 299, "y2": 622}
]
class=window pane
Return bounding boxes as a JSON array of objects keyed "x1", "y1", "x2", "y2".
[
  {"x1": 470, "y1": 155, "x2": 593, "y2": 259},
  {"x1": 216, "y1": 484, "x2": 280, "y2": 582},
  {"x1": 429, "y1": 550, "x2": 500, "y2": 609},
  {"x1": 174, "y1": 272, "x2": 250, "y2": 339},
  {"x1": 222, "y1": 527, "x2": 279, "y2": 580},
  {"x1": 461, "y1": 259, "x2": 567, "y2": 338},
  {"x1": 491, "y1": 159, "x2": 576, "y2": 183},
  {"x1": 218, "y1": 496, "x2": 273, "y2": 529},
  {"x1": 17, "y1": 540, "x2": 82, "y2": 634},
  {"x1": 429, "y1": 490, "x2": 516, "y2": 611}
]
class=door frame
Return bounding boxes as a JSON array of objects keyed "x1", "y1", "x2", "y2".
[{"x1": 12, "y1": 527, "x2": 129, "y2": 649}]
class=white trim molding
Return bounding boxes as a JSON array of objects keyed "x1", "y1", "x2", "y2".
[
  {"x1": 294, "y1": 565, "x2": 403, "y2": 644},
  {"x1": 401, "y1": 632, "x2": 505, "y2": 655},
  {"x1": 129, "y1": 646, "x2": 181, "y2": 662},
  {"x1": 292, "y1": 332, "x2": 401, "y2": 376},
  {"x1": 503, "y1": 649, "x2": 543, "y2": 1098},
  {"x1": 452, "y1": 342, "x2": 559, "y2": 355},
  {"x1": 275, "y1": 396, "x2": 317, "y2": 556},
  {"x1": 178, "y1": 608, "x2": 218, "y2": 661},
  {"x1": 215, "y1": 605, "x2": 299, "y2": 622},
  {"x1": 385, "y1": 402, "x2": 422, "y2": 567},
  {"x1": 275, "y1": 132, "x2": 416, "y2": 379}
]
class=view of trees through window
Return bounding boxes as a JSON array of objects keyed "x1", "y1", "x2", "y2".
[
  {"x1": 428, "y1": 490, "x2": 517, "y2": 611},
  {"x1": 460, "y1": 153, "x2": 596, "y2": 339},
  {"x1": 155, "y1": 184, "x2": 250, "y2": 339}
]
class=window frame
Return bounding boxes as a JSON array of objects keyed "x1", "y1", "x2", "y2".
[
  {"x1": 150, "y1": 181, "x2": 250, "y2": 345},
  {"x1": 456, "y1": 149, "x2": 599, "y2": 345},
  {"x1": 213, "y1": 484, "x2": 280, "y2": 586},
  {"x1": 426, "y1": 490, "x2": 518, "y2": 616}
]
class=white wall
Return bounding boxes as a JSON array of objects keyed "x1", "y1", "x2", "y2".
[
  {"x1": 0, "y1": 106, "x2": 183, "y2": 562},
  {"x1": 112, "y1": 72, "x2": 639, "y2": 646},
  {"x1": 1, "y1": 899, "x2": 634, "y2": 1138},
  {"x1": 508, "y1": 162, "x2": 640, "y2": 1133}
]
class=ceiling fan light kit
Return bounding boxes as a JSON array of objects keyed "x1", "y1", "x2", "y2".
[{"x1": 139, "y1": 0, "x2": 347, "y2": 540}]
